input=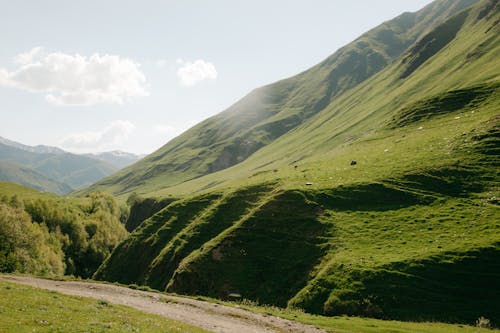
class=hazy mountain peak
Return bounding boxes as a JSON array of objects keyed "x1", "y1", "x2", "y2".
[
  {"x1": 85, "y1": 150, "x2": 143, "y2": 169},
  {"x1": 0, "y1": 135, "x2": 142, "y2": 193}
]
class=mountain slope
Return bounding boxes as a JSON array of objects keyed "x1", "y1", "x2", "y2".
[
  {"x1": 0, "y1": 161, "x2": 72, "y2": 195},
  {"x1": 84, "y1": 151, "x2": 144, "y2": 169},
  {"x1": 0, "y1": 136, "x2": 65, "y2": 155},
  {"x1": 0, "y1": 137, "x2": 143, "y2": 194},
  {"x1": 82, "y1": 0, "x2": 478, "y2": 197},
  {"x1": 0, "y1": 141, "x2": 118, "y2": 193},
  {"x1": 93, "y1": 0, "x2": 500, "y2": 326},
  {"x1": 32, "y1": 152, "x2": 117, "y2": 190}
]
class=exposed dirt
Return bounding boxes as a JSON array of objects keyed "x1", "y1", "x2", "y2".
[{"x1": 0, "y1": 275, "x2": 326, "y2": 333}]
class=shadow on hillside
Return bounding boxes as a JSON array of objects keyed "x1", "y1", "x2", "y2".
[{"x1": 325, "y1": 246, "x2": 500, "y2": 326}]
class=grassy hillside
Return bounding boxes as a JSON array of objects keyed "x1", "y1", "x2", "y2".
[
  {"x1": 34, "y1": 153, "x2": 116, "y2": 190},
  {"x1": 81, "y1": 0, "x2": 478, "y2": 198},
  {"x1": 93, "y1": 0, "x2": 500, "y2": 326},
  {"x1": 0, "y1": 161, "x2": 72, "y2": 195}
]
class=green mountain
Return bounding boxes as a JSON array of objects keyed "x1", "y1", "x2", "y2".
[
  {"x1": 82, "y1": 0, "x2": 478, "y2": 197},
  {"x1": 84, "y1": 151, "x2": 144, "y2": 169},
  {"x1": 92, "y1": 0, "x2": 499, "y2": 326},
  {"x1": 0, "y1": 140, "x2": 118, "y2": 193},
  {"x1": 0, "y1": 136, "x2": 66, "y2": 155},
  {"x1": 0, "y1": 137, "x2": 143, "y2": 194},
  {"x1": 0, "y1": 161, "x2": 72, "y2": 195}
]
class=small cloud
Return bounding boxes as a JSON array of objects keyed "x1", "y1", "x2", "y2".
[
  {"x1": 176, "y1": 59, "x2": 217, "y2": 87},
  {"x1": 14, "y1": 46, "x2": 43, "y2": 65},
  {"x1": 60, "y1": 120, "x2": 136, "y2": 152},
  {"x1": 0, "y1": 69, "x2": 8, "y2": 85},
  {"x1": 0, "y1": 48, "x2": 148, "y2": 106}
]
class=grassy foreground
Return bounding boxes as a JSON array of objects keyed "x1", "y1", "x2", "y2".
[
  {"x1": 188, "y1": 293, "x2": 500, "y2": 333},
  {"x1": 0, "y1": 281, "x2": 208, "y2": 333},
  {"x1": 1, "y1": 279, "x2": 498, "y2": 333},
  {"x1": 236, "y1": 304, "x2": 500, "y2": 333}
]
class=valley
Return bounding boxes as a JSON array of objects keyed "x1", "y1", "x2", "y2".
[{"x1": 0, "y1": 0, "x2": 499, "y2": 331}]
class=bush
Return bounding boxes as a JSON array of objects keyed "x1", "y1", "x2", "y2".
[
  {"x1": 3, "y1": 191, "x2": 128, "y2": 278},
  {"x1": 0, "y1": 203, "x2": 65, "y2": 275}
]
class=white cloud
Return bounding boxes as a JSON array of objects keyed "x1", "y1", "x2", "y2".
[
  {"x1": 176, "y1": 59, "x2": 217, "y2": 86},
  {"x1": 14, "y1": 46, "x2": 43, "y2": 65},
  {"x1": 0, "y1": 69, "x2": 8, "y2": 86},
  {"x1": 60, "y1": 120, "x2": 136, "y2": 152},
  {"x1": 0, "y1": 48, "x2": 148, "y2": 106}
]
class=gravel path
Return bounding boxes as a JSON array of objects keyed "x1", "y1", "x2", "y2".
[{"x1": 0, "y1": 275, "x2": 326, "y2": 333}]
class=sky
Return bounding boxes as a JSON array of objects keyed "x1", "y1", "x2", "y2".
[{"x1": 0, "y1": 0, "x2": 434, "y2": 155}]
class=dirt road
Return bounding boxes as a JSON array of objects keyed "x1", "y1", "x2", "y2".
[{"x1": 0, "y1": 275, "x2": 326, "y2": 333}]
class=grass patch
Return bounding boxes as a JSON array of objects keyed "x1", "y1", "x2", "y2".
[
  {"x1": 185, "y1": 295, "x2": 500, "y2": 333},
  {"x1": 0, "y1": 281, "x2": 208, "y2": 333}
]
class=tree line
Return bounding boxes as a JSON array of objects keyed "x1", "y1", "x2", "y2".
[{"x1": 0, "y1": 192, "x2": 128, "y2": 278}]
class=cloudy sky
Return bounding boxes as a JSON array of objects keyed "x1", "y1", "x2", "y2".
[{"x1": 0, "y1": 0, "x2": 434, "y2": 154}]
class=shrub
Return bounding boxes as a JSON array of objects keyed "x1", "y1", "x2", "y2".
[{"x1": 0, "y1": 203, "x2": 65, "y2": 275}]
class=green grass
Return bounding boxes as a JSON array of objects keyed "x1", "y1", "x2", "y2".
[
  {"x1": 94, "y1": 193, "x2": 222, "y2": 284},
  {"x1": 166, "y1": 189, "x2": 330, "y2": 306},
  {"x1": 166, "y1": 293, "x2": 500, "y2": 333},
  {"x1": 232, "y1": 303, "x2": 500, "y2": 333},
  {"x1": 0, "y1": 281, "x2": 208, "y2": 333},
  {"x1": 145, "y1": 184, "x2": 275, "y2": 290},
  {"x1": 2, "y1": 278, "x2": 497, "y2": 333}
]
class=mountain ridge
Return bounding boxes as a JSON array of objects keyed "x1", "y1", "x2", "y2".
[
  {"x1": 0, "y1": 137, "x2": 142, "y2": 194},
  {"x1": 0, "y1": 160, "x2": 73, "y2": 194},
  {"x1": 81, "y1": 0, "x2": 479, "y2": 198}
]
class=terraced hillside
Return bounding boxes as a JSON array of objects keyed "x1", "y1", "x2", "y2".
[{"x1": 94, "y1": 0, "x2": 500, "y2": 326}]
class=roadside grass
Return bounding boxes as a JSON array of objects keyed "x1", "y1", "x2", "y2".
[
  {"x1": 252, "y1": 307, "x2": 500, "y2": 333},
  {"x1": 182, "y1": 295, "x2": 500, "y2": 333},
  {"x1": 4, "y1": 275, "x2": 496, "y2": 333},
  {"x1": 0, "y1": 281, "x2": 209, "y2": 333}
]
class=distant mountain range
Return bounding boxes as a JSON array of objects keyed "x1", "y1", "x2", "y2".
[
  {"x1": 0, "y1": 136, "x2": 66, "y2": 155},
  {"x1": 84, "y1": 151, "x2": 146, "y2": 169},
  {"x1": 0, "y1": 136, "x2": 143, "y2": 194}
]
